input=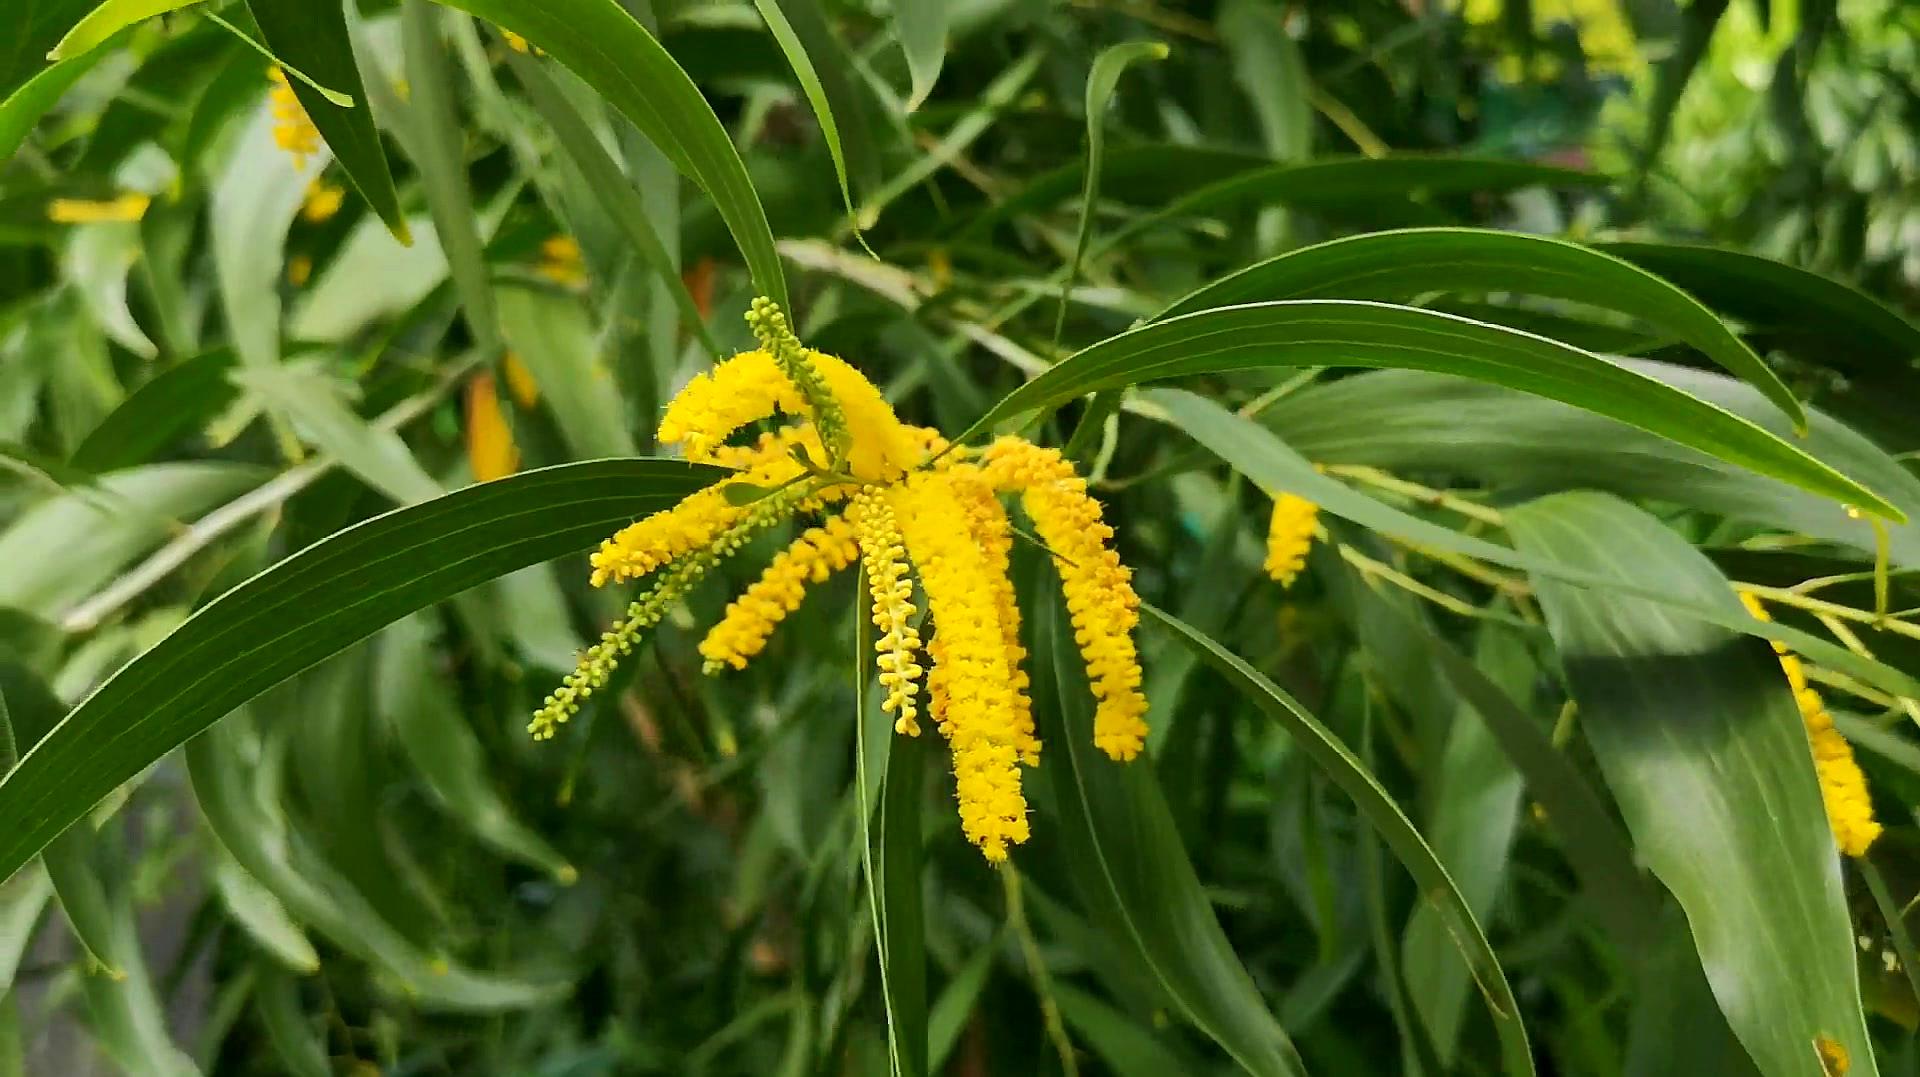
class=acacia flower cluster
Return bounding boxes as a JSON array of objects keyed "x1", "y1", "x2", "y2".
[
  {"x1": 267, "y1": 68, "x2": 320, "y2": 171},
  {"x1": 1265, "y1": 493, "x2": 1320, "y2": 587},
  {"x1": 1740, "y1": 592, "x2": 1880, "y2": 857},
  {"x1": 531, "y1": 299, "x2": 1148, "y2": 861}
]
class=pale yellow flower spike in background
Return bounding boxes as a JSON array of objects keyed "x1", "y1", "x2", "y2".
[
  {"x1": 536, "y1": 298, "x2": 1151, "y2": 861},
  {"x1": 854, "y1": 490, "x2": 925, "y2": 736},
  {"x1": 982, "y1": 438, "x2": 1149, "y2": 763},
  {"x1": 301, "y1": 178, "x2": 345, "y2": 224},
  {"x1": 1739, "y1": 592, "x2": 1881, "y2": 858},
  {"x1": 268, "y1": 68, "x2": 321, "y2": 171},
  {"x1": 699, "y1": 515, "x2": 859, "y2": 673},
  {"x1": 1265, "y1": 493, "x2": 1320, "y2": 587}
]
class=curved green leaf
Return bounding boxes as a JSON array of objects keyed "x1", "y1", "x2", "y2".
[
  {"x1": 1033, "y1": 584, "x2": 1307, "y2": 1077},
  {"x1": 47, "y1": 0, "x2": 194, "y2": 61},
  {"x1": 1144, "y1": 603, "x2": 1536, "y2": 1077},
  {"x1": 0, "y1": 46, "x2": 110, "y2": 169},
  {"x1": 70, "y1": 350, "x2": 238, "y2": 473},
  {"x1": 1508, "y1": 492, "x2": 1877, "y2": 1077},
  {"x1": 0, "y1": 459, "x2": 718, "y2": 884},
  {"x1": 1159, "y1": 229, "x2": 1805, "y2": 431},
  {"x1": 249, "y1": 0, "x2": 408, "y2": 242},
  {"x1": 1596, "y1": 241, "x2": 1920, "y2": 374},
  {"x1": 433, "y1": 0, "x2": 787, "y2": 307},
  {"x1": 970, "y1": 300, "x2": 1899, "y2": 520},
  {"x1": 893, "y1": 0, "x2": 946, "y2": 111}
]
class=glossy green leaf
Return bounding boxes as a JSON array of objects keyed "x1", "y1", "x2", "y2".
[
  {"x1": 1056, "y1": 40, "x2": 1167, "y2": 344},
  {"x1": 752, "y1": 0, "x2": 855, "y2": 222},
  {"x1": 1596, "y1": 241, "x2": 1920, "y2": 374},
  {"x1": 70, "y1": 350, "x2": 238, "y2": 473},
  {"x1": 0, "y1": 47, "x2": 104, "y2": 161},
  {"x1": 1053, "y1": 983, "x2": 1196, "y2": 1077},
  {"x1": 1159, "y1": 228, "x2": 1805, "y2": 430},
  {"x1": 209, "y1": 845, "x2": 319, "y2": 973},
  {"x1": 47, "y1": 0, "x2": 193, "y2": 61},
  {"x1": 502, "y1": 51, "x2": 721, "y2": 360},
  {"x1": 1220, "y1": 0, "x2": 1310, "y2": 161},
  {"x1": 0, "y1": 865, "x2": 51, "y2": 991},
  {"x1": 0, "y1": 0, "x2": 95, "y2": 100},
  {"x1": 1032, "y1": 583, "x2": 1307, "y2": 1077},
  {"x1": 496, "y1": 286, "x2": 641, "y2": 460},
  {"x1": 0, "y1": 459, "x2": 716, "y2": 884},
  {"x1": 432, "y1": 0, "x2": 786, "y2": 308},
  {"x1": 377, "y1": 615, "x2": 572, "y2": 880},
  {"x1": 892, "y1": 0, "x2": 945, "y2": 111},
  {"x1": 1508, "y1": 491, "x2": 1876, "y2": 1077},
  {"x1": 1145, "y1": 603, "x2": 1535, "y2": 1076},
  {"x1": 753, "y1": 0, "x2": 884, "y2": 200},
  {"x1": 1267, "y1": 362, "x2": 1920, "y2": 568},
  {"x1": 972, "y1": 300, "x2": 1899, "y2": 520},
  {"x1": 926, "y1": 930, "x2": 998, "y2": 1073},
  {"x1": 1136, "y1": 387, "x2": 1920, "y2": 702},
  {"x1": 230, "y1": 362, "x2": 441, "y2": 504},
  {"x1": 249, "y1": 0, "x2": 408, "y2": 242}
]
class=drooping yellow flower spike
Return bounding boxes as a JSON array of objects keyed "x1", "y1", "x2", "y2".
[
  {"x1": 267, "y1": 68, "x2": 321, "y2": 171},
  {"x1": 1739, "y1": 592, "x2": 1881, "y2": 858},
  {"x1": 1265, "y1": 493, "x2": 1319, "y2": 587},
  {"x1": 532, "y1": 299, "x2": 1149, "y2": 861}
]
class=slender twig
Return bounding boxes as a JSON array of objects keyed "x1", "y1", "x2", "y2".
[
  {"x1": 1002, "y1": 867, "x2": 1079, "y2": 1077},
  {"x1": 1340, "y1": 545, "x2": 1532, "y2": 627},
  {"x1": 1321, "y1": 465, "x2": 1507, "y2": 527},
  {"x1": 1735, "y1": 583, "x2": 1920, "y2": 645}
]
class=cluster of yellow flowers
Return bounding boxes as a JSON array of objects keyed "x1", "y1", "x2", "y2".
[
  {"x1": 1265, "y1": 493, "x2": 1320, "y2": 588},
  {"x1": 267, "y1": 68, "x2": 321, "y2": 171},
  {"x1": 1740, "y1": 592, "x2": 1881, "y2": 858},
  {"x1": 532, "y1": 299, "x2": 1147, "y2": 861}
]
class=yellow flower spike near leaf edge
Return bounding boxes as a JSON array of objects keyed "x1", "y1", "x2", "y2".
[{"x1": 530, "y1": 299, "x2": 1148, "y2": 861}]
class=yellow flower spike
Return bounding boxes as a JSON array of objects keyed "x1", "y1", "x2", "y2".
[
  {"x1": 532, "y1": 484, "x2": 811, "y2": 739},
  {"x1": 699, "y1": 513, "x2": 860, "y2": 673},
  {"x1": 894, "y1": 472, "x2": 1030, "y2": 862},
  {"x1": 946, "y1": 465, "x2": 1037, "y2": 764},
  {"x1": 501, "y1": 352, "x2": 541, "y2": 408},
  {"x1": 538, "y1": 235, "x2": 587, "y2": 288},
  {"x1": 464, "y1": 371, "x2": 518, "y2": 482},
  {"x1": 1739, "y1": 592, "x2": 1881, "y2": 858},
  {"x1": 1265, "y1": 493, "x2": 1319, "y2": 587},
  {"x1": 301, "y1": 177, "x2": 345, "y2": 224},
  {"x1": 982, "y1": 438, "x2": 1148, "y2": 763},
  {"x1": 47, "y1": 193, "x2": 150, "y2": 224},
  {"x1": 268, "y1": 68, "x2": 321, "y2": 171},
  {"x1": 853, "y1": 490, "x2": 925, "y2": 735},
  {"x1": 658, "y1": 350, "x2": 810, "y2": 463}
]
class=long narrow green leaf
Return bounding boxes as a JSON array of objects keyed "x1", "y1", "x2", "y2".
[
  {"x1": 0, "y1": 46, "x2": 113, "y2": 174},
  {"x1": 1056, "y1": 40, "x2": 1167, "y2": 345},
  {"x1": 1146, "y1": 604, "x2": 1536, "y2": 1076},
  {"x1": 1135, "y1": 387, "x2": 1920, "y2": 702},
  {"x1": 70, "y1": 350, "x2": 238, "y2": 473},
  {"x1": 752, "y1": 0, "x2": 859, "y2": 226},
  {"x1": 875, "y1": 726, "x2": 928, "y2": 1077},
  {"x1": 892, "y1": 0, "x2": 946, "y2": 111},
  {"x1": 432, "y1": 0, "x2": 787, "y2": 307},
  {"x1": 495, "y1": 287, "x2": 638, "y2": 459},
  {"x1": 0, "y1": 459, "x2": 715, "y2": 884},
  {"x1": 1032, "y1": 581, "x2": 1307, "y2": 1077},
  {"x1": 249, "y1": 0, "x2": 408, "y2": 242},
  {"x1": 1159, "y1": 228, "x2": 1805, "y2": 430},
  {"x1": 47, "y1": 0, "x2": 195, "y2": 60},
  {"x1": 1508, "y1": 491, "x2": 1876, "y2": 1077},
  {"x1": 971, "y1": 300, "x2": 1899, "y2": 520}
]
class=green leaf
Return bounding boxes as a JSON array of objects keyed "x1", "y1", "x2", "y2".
[
  {"x1": 47, "y1": 0, "x2": 194, "y2": 61},
  {"x1": 752, "y1": 0, "x2": 858, "y2": 225},
  {"x1": 1032, "y1": 581, "x2": 1307, "y2": 1077},
  {"x1": 1266, "y1": 362, "x2": 1920, "y2": 568},
  {"x1": 288, "y1": 214, "x2": 446, "y2": 342},
  {"x1": 70, "y1": 350, "x2": 238, "y2": 473},
  {"x1": 432, "y1": 0, "x2": 786, "y2": 308},
  {"x1": 1596, "y1": 241, "x2": 1920, "y2": 375},
  {"x1": 874, "y1": 725, "x2": 928, "y2": 1077},
  {"x1": 0, "y1": 44, "x2": 113, "y2": 177},
  {"x1": 212, "y1": 92, "x2": 327, "y2": 370},
  {"x1": 1056, "y1": 40, "x2": 1168, "y2": 345},
  {"x1": 376, "y1": 615, "x2": 573, "y2": 880},
  {"x1": 495, "y1": 286, "x2": 640, "y2": 460},
  {"x1": 1135, "y1": 387, "x2": 1920, "y2": 701},
  {"x1": 1146, "y1": 603, "x2": 1536, "y2": 1076},
  {"x1": 971, "y1": 300, "x2": 1899, "y2": 520},
  {"x1": 0, "y1": 0, "x2": 96, "y2": 101},
  {"x1": 1219, "y1": 0, "x2": 1310, "y2": 161},
  {"x1": 65, "y1": 220, "x2": 156, "y2": 359},
  {"x1": 1159, "y1": 228, "x2": 1806, "y2": 431},
  {"x1": 209, "y1": 845, "x2": 319, "y2": 973},
  {"x1": 502, "y1": 51, "x2": 721, "y2": 360},
  {"x1": 248, "y1": 0, "x2": 408, "y2": 242},
  {"x1": 254, "y1": 964, "x2": 329, "y2": 1077},
  {"x1": 1053, "y1": 983, "x2": 1197, "y2": 1077},
  {"x1": 0, "y1": 459, "x2": 716, "y2": 884},
  {"x1": 231, "y1": 362, "x2": 442, "y2": 504},
  {"x1": 892, "y1": 0, "x2": 945, "y2": 111},
  {"x1": 1508, "y1": 491, "x2": 1876, "y2": 1077},
  {"x1": 926, "y1": 929, "x2": 998, "y2": 1073}
]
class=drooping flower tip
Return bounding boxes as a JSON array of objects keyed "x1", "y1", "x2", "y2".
[
  {"x1": 1265, "y1": 493, "x2": 1319, "y2": 587},
  {"x1": 268, "y1": 68, "x2": 321, "y2": 171}
]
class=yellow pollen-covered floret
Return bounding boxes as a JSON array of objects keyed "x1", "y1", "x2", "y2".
[
  {"x1": 301, "y1": 178, "x2": 345, "y2": 224},
  {"x1": 983, "y1": 438, "x2": 1148, "y2": 763},
  {"x1": 1740, "y1": 592, "x2": 1880, "y2": 858},
  {"x1": 854, "y1": 490, "x2": 925, "y2": 735},
  {"x1": 699, "y1": 513, "x2": 859, "y2": 673},
  {"x1": 268, "y1": 68, "x2": 321, "y2": 171},
  {"x1": 658, "y1": 350, "x2": 809, "y2": 463},
  {"x1": 894, "y1": 472, "x2": 1030, "y2": 862},
  {"x1": 1265, "y1": 493, "x2": 1319, "y2": 587},
  {"x1": 538, "y1": 235, "x2": 586, "y2": 288}
]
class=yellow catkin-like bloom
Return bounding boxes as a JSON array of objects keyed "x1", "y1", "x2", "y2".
[
  {"x1": 465, "y1": 372, "x2": 518, "y2": 482},
  {"x1": 699, "y1": 513, "x2": 859, "y2": 673},
  {"x1": 946, "y1": 465, "x2": 1037, "y2": 764},
  {"x1": 47, "y1": 193, "x2": 150, "y2": 223},
  {"x1": 1265, "y1": 493, "x2": 1319, "y2": 587},
  {"x1": 854, "y1": 490, "x2": 925, "y2": 735},
  {"x1": 1740, "y1": 592, "x2": 1881, "y2": 857},
  {"x1": 538, "y1": 235, "x2": 587, "y2": 288},
  {"x1": 894, "y1": 472, "x2": 1029, "y2": 861},
  {"x1": 658, "y1": 350, "x2": 809, "y2": 462},
  {"x1": 301, "y1": 177, "x2": 345, "y2": 224},
  {"x1": 268, "y1": 68, "x2": 321, "y2": 171},
  {"x1": 502, "y1": 352, "x2": 541, "y2": 408},
  {"x1": 983, "y1": 438, "x2": 1148, "y2": 762}
]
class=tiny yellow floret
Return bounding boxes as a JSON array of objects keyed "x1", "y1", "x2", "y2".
[
  {"x1": 301, "y1": 178, "x2": 345, "y2": 224},
  {"x1": 699, "y1": 513, "x2": 859, "y2": 673},
  {"x1": 538, "y1": 235, "x2": 587, "y2": 288},
  {"x1": 268, "y1": 68, "x2": 321, "y2": 171},
  {"x1": 1265, "y1": 493, "x2": 1319, "y2": 587},
  {"x1": 1740, "y1": 592, "x2": 1881, "y2": 858}
]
